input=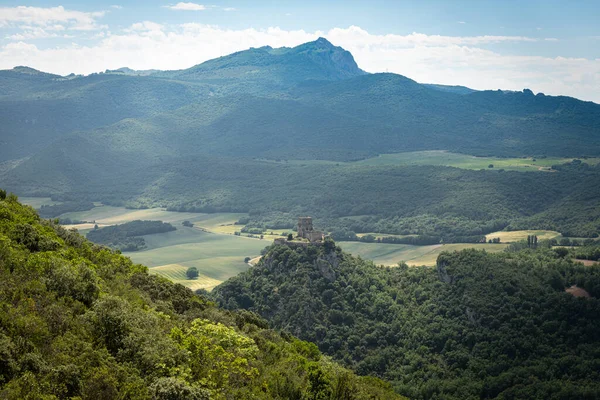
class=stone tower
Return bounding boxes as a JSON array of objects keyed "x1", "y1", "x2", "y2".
[
  {"x1": 297, "y1": 217, "x2": 323, "y2": 242},
  {"x1": 297, "y1": 217, "x2": 314, "y2": 238}
]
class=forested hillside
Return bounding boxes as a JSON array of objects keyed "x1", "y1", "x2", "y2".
[
  {"x1": 213, "y1": 240, "x2": 600, "y2": 399},
  {"x1": 2, "y1": 38, "x2": 600, "y2": 239},
  {"x1": 0, "y1": 192, "x2": 402, "y2": 399},
  {"x1": 6, "y1": 153, "x2": 600, "y2": 237}
]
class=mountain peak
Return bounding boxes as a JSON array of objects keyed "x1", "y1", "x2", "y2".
[
  {"x1": 0, "y1": 66, "x2": 60, "y2": 79},
  {"x1": 12, "y1": 66, "x2": 45, "y2": 75},
  {"x1": 313, "y1": 37, "x2": 334, "y2": 47},
  {"x1": 169, "y1": 38, "x2": 366, "y2": 83}
]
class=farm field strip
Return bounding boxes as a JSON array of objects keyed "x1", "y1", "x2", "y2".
[
  {"x1": 485, "y1": 230, "x2": 561, "y2": 243},
  {"x1": 339, "y1": 242, "x2": 507, "y2": 266},
  {"x1": 20, "y1": 197, "x2": 62, "y2": 208},
  {"x1": 260, "y1": 151, "x2": 600, "y2": 172},
  {"x1": 149, "y1": 264, "x2": 223, "y2": 291}
]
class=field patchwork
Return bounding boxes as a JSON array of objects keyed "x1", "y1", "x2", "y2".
[
  {"x1": 262, "y1": 151, "x2": 600, "y2": 172},
  {"x1": 339, "y1": 242, "x2": 508, "y2": 266},
  {"x1": 149, "y1": 264, "x2": 224, "y2": 291},
  {"x1": 485, "y1": 230, "x2": 561, "y2": 243}
]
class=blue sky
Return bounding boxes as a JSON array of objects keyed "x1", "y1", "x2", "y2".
[{"x1": 1, "y1": 1, "x2": 599, "y2": 101}]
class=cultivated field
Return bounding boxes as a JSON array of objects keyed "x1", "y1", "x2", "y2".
[
  {"x1": 148, "y1": 264, "x2": 224, "y2": 291},
  {"x1": 339, "y1": 242, "x2": 508, "y2": 266},
  {"x1": 353, "y1": 151, "x2": 600, "y2": 171},
  {"x1": 263, "y1": 151, "x2": 600, "y2": 172},
  {"x1": 34, "y1": 203, "x2": 267, "y2": 291},
  {"x1": 124, "y1": 228, "x2": 267, "y2": 290},
  {"x1": 20, "y1": 197, "x2": 62, "y2": 208},
  {"x1": 485, "y1": 230, "x2": 561, "y2": 243}
]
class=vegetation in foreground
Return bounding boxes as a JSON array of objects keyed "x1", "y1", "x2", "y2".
[
  {"x1": 213, "y1": 239, "x2": 600, "y2": 399},
  {"x1": 0, "y1": 192, "x2": 402, "y2": 399}
]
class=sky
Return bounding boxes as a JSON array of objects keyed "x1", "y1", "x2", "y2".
[{"x1": 1, "y1": 1, "x2": 599, "y2": 102}]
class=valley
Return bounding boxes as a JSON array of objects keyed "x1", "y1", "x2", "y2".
[
  {"x1": 2, "y1": 30, "x2": 600, "y2": 399},
  {"x1": 19, "y1": 197, "x2": 571, "y2": 290}
]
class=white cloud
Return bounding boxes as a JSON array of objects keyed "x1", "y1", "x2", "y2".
[
  {"x1": 0, "y1": 6, "x2": 106, "y2": 32},
  {"x1": 223, "y1": 7, "x2": 237, "y2": 11},
  {"x1": 458, "y1": 21, "x2": 466, "y2": 24},
  {"x1": 0, "y1": 24, "x2": 598, "y2": 102},
  {"x1": 111, "y1": 5, "x2": 123, "y2": 9},
  {"x1": 165, "y1": 2, "x2": 207, "y2": 11},
  {"x1": 128, "y1": 21, "x2": 165, "y2": 32}
]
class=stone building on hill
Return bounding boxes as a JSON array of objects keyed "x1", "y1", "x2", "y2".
[
  {"x1": 273, "y1": 216, "x2": 324, "y2": 246},
  {"x1": 297, "y1": 217, "x2": 324, "y2": 242}
]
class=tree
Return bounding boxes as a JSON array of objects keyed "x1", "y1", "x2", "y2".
[
  {"x1": 288, "y1": 233, "x2": 294, "y2": 241},
  {"x1": 0, "y1": 189, "x2": 6, "y2": 200},
  {"x1": 186, "y1": 267, "x2": 199, "y2": 280},
  {"x1": 488, "y1": 164, "x2": 494, "y2": 168},
  {"x1": 244, "y1": 257, "x2": 251, "y2": 263}
]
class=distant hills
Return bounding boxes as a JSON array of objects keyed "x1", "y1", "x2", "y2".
[{"x1": 1, "y1": 38, "x2": 600, "y2": 237}]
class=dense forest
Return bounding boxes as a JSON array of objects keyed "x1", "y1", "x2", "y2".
[
  {"x1": 0, "y1": 192, "x2": 402, "y2": 399},
  {"x1": 213, "y1": 239, "x2": 600, "y2": 399},
  {"x1": 86, "y1": 220, "x2": 176, "y2": 251}
]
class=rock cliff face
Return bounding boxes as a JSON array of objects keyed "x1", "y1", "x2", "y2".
[
  {"x1": 437, "y1": 259, "x2": 454, "y2": 284},
  {"x1": 289, "y1": 37, "x2": 366, "y2": 80}
]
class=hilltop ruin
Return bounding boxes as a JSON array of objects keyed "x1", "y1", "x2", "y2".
[{"x1": 274, "y1": 217, "x2": 324, "y2": 245}]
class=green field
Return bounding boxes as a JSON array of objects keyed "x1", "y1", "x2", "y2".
[
  {"x1": 124, "y1": 228, "x2": 267, "y2": 290},
  {"x1": 262, "y1": 151, "x2": 600, "y2": 172},
  {"x1": 148, "y1": 264, "x2": 225, "y2": 291},
  {"x1": 339, "y1": 242, "x2": 508, "y2": 266},
  {"x1": 39, "y1": 203, "x2": 265, "y2": 291},
  {"x1": 353, "y1": 151, "x2": 599, "y2": 172},
  {"x1": 485, "y1": 229, "x2": 562, "y2": 243},
  {"x1": 58, "y1": 205, "x2": 246, "y2": 227},
  {"x1": 20, "y1": 197, "x2": 62, "y2": 208}
]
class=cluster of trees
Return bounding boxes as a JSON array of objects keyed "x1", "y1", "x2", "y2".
[
  {"x1": 86, "y1": 220, "x2": 176, "y2": 251},
  {"x1": 38, "y1": 201, "x2": 95, "y2": 218},
  {"x1": 186, "y1": 266, "x2": 199, "y2": 279},
  {"x1": 330, "y1": 230, "x2": 488, "y2": 245},
  {"x1": 0, "y1": 194, "x2": 402, "y2": 399},
  {"x1": 527, "y1": 235, "x2": 539, "y2": 248},
  {"x1": 213, "y1": 240, "x2": 600, "y2": 399},
  {"x1": 572, "y1": 245, "x2": 600, "y2": 261}
]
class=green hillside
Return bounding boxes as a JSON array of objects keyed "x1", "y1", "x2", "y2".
[
  {"x1": 2, "y1": 38, "x2": 600, "y2": 237},
  {"x1": 213, "y1": 240, "x2": 600, "y2": 399},
  {"x1": 0, "y1": 192, "x2": 402, "y2": 399}
]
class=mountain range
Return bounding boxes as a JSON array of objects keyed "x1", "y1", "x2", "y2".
[{"x1": 1, "y1": 38, "x2": 600, "y2": 237}]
